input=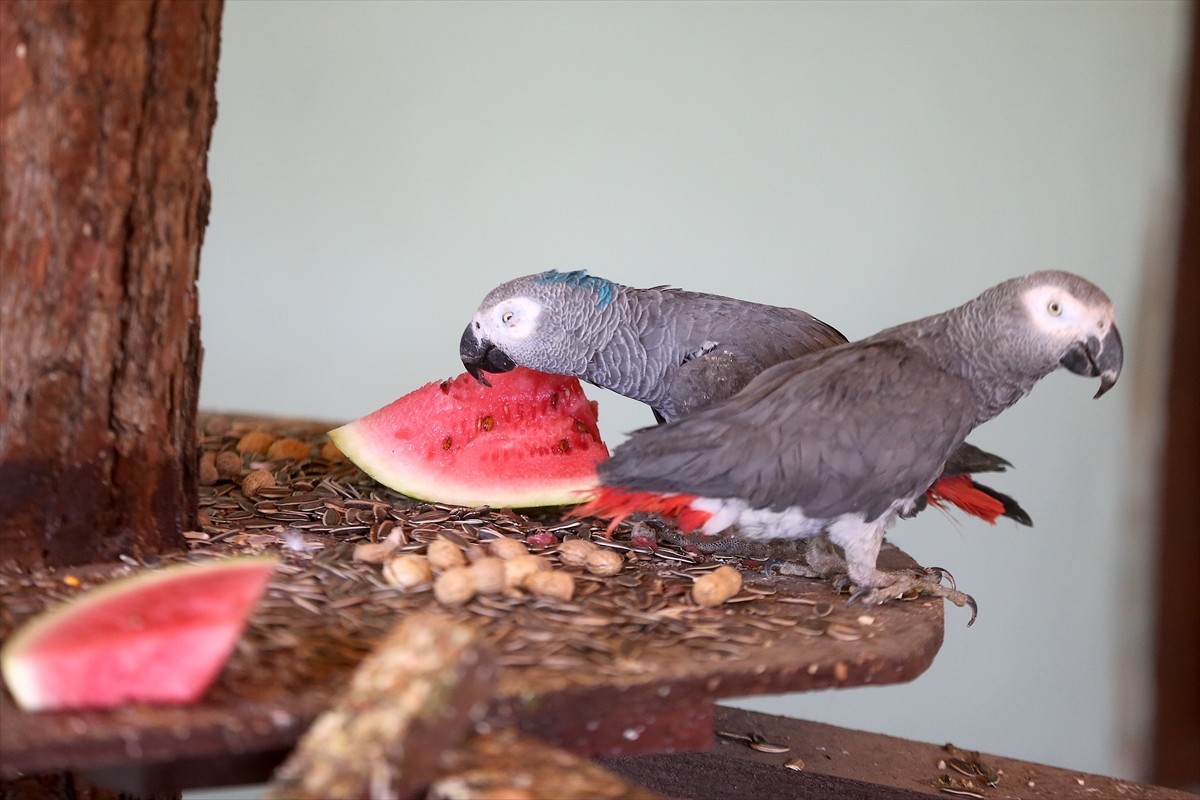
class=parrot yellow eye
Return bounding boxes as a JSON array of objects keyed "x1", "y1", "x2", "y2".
[
  {"x1": 1047, "y1": 301, "x2": 1062, "y2": 317},
  {"x1": 502, "y1": 311, "x2": 514, "y2": 324}
]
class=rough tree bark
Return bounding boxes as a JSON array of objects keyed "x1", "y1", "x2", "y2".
[{"x1": 0, "y1": 0, "x2": 222, "y2": 569}]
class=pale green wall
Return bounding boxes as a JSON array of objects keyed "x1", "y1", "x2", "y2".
[{"x1": 197, "y1": 0, "x2": 1187, "y2": 781}]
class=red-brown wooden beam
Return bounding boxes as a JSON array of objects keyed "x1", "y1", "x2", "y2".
[{"x1": 1152, "y1": 2, "x2": 1200, "y2": 790}]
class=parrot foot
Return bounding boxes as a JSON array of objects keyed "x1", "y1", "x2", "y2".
[
  {"x1": 652, "y1": 526, "x2": 767, "y2": 557},
  {"x1": 801, "y1": 535, "x2": 849, "y2": 577},
  {"x1": 767, "y1": 536, "x2": 844, "y2": 579},
  {"x1": 771, "y1": 559, "x2": 822, "y2": 579},
  {"x1": 897, "y1": 494, "x2": 929, "y2": 520},
  {"x1": 849, "y1": 568, "x2": 978, "y2": 627}
]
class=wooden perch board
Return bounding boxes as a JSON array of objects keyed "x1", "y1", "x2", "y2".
[
  {"x1": 602, "y1": 706, "x2": 1200, "y2": 800},
  {"x1": 0, "y1": 414, "x2": 945, "y2": 788}
]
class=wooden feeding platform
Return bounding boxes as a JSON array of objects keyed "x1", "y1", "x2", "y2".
[{"x1": 1, "y1": 413, "x2": 945, "y2": 793}]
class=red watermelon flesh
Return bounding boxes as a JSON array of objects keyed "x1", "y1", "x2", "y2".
[
  {"x1": 1, "y1": 557, "x2": 277, "y2": 711},
  {"x1": 329, "y1": 367, "x2": 609, "y2": 508}
]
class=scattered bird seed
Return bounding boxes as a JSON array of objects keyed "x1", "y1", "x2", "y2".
[
  {"x1": 556, "y1": 538, "x2": 598, "y2": 567},
  {"x1": 352, "y1": 541, "x2": 397, "y2": 564},
  {"x1": 433, "y1": 567, "x2": 476, "y2": 606},
  {"x1": 692, "y1": 565, "x2": 743, "y2": 607},
  {"x1": 524, "y1": 571, "x2": 575, "y2": 602},
  {"x1": 488, "y1": 536, "x2": 528, "y2": 560},
  {"x1": 241, "y1": 469, "x2": 276, "y2": 497},
  {"x1": 584, "y1": 548, "x2": 624, "y2": 577},
  {"x1": 824, "y1": 622, "x2": 864, "y2": 642},
  {"x1": 426, "y1": 537, "x2": 467, "y2": 570},
  {"x1": 0, "y1": 414, "x2": 953, "y2": 728}
]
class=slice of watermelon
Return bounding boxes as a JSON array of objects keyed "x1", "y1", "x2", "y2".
[
  {"x1": 1, "y1": 557, "x2": 277, "y2": 711},
  {"x1": 329, "y1": 367, "x2": 609, "y2": 508}
]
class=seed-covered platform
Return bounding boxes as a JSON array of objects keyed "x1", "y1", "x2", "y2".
[{"x1": 0, "y1": 414, "x2": 945, "y2": 789}]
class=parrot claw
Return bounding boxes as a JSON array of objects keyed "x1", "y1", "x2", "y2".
[
  {"x1": 963, "y1": 593, "x2": 979, "y2": 627},
  {"x1": 850, "y1": 569, "x2": 979, "y2": 627},
  {"x1": 924, "y1": 566, "x2": 958, "y2": 591},
  {"x1": 762, "y1": 557, "x2": 787, "y2": 575},
  {"x1": 846, "y1": 585, "x2": 874, "y2": 605},
  {"x1": 762, "y1": 537, "x2": 825, "y2": 576},
  {"x1": 898, "y1": 494, "x2": 928, "y2": 519}
]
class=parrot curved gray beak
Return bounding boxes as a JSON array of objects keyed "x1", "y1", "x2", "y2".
[
  {"x1": 459, "y1": 323, "x2": 516, "y2": 386},
  {"x1": 1059, "y1": 322, "x2": 1123, "y2": 398}
]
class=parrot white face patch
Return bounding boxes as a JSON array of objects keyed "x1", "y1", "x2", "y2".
[
  {"x1": 480, "y1": 297, "x2": 542, "y2": 343},
  {"x1": 1020, "y1": 285, "x2": 1111, "y2": 341}
]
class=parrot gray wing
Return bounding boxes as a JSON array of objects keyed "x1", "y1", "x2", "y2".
[
  {"x1": 660, "y1": 344, "x2": 783, "y2": 420},
  {"x1": 599, "y1": 339, "x2": 978, "y2": 522},
  {"x1": 648, "y1": 295, "x2": 847, "y2": 421},
  {"x1": 941, "y1": 441, "x2": 1012, "y2": 474}
]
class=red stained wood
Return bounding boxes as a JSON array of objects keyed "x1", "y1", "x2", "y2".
[
  {"x1": 1152, "y1": 4, "x2": 1200, "y2": 790},
  {"x1": 601, "y1": 706, "x2": 1200, "y2": 800}
]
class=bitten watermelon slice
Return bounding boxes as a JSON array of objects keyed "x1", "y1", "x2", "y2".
[
  {"x1": 329, "y1": 367, "x2": 609, "y2": 508},
  {"x1": 1, "y1": 557, "x2": 277, "y2": 711}
]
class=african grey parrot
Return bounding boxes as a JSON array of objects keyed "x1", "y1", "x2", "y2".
[
  {"x1": 572, "y1": 270, "x2": 1123, "y2": 620},
  {"x1": 459, "y1": 269, "x2": 1029, "y2": 526}
]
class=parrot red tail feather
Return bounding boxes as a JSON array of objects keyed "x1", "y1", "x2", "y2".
[
  {"x1": 926, "y1": 475, "x2": 1006, "y2": 525},
  {"x1": 572, "y1": 487, "x2": 711, "y2": 536}
]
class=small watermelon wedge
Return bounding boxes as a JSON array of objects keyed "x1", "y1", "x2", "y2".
[
  {"x1": 1, "y1": 557, "x2": 277, "y2": 711},
  {"x1": 329, "y1": 367, "x2": 609, "y2": 508}
]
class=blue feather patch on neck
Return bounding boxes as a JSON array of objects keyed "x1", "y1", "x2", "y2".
[{"x1": 536, "y1": 269, "x2": 617, "y2": 310}]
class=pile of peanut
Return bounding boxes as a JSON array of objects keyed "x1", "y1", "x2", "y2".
[{"x1": 360, "y1": 533, "x2": 742, "y2": 608}]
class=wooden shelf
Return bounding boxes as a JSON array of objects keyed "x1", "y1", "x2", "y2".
[{"x1": 0, "y1": 414, "x2": 946, "y2": 791}]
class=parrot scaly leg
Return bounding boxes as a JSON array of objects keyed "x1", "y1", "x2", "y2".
[
  {"x1": 770, "y1": 535, "x2": 847, "y2": 579},
  {"x1": 829, "y1": 517, "x2": 979, "y2": 626},
  {"x1": 848, "y1": 572, "x2": 978, "y2": 627},
  {"x1": 649, "y1": 522, "x2": 795, "y2": 561},
  {"x1": 685, "y1": 537, "x2": 772, "y2": 559},
  {"x1": 770, "y1": 559, "x2": 822, "y2": 579},
  {"x1": 803, "y1": 535, "x2": 848, "y2": 577}
]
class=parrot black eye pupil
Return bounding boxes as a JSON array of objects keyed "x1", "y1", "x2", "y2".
[{"x1": 1048, "y1": 301, "x2": 1061, "y2": 316}]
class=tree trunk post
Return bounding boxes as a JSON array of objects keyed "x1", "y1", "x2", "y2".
[{"x1": 0, "y1": 0, "x2": 222, "y2": 568}]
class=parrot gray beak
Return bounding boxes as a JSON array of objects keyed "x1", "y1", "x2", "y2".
[
  {"x1": 459, "y1": 324, "x2": 516, "y2": 386},
  {"x1": 1059, "y1": 322, "x2": 1123, "y2": 398}
]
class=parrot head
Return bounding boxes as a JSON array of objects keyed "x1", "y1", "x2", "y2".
[
  {"x1": 987, "y1": 271, "x2": 1124, "y2": 398},
  {"x1": 460, "y1": 270, "x2": 620, "y2": 385}
]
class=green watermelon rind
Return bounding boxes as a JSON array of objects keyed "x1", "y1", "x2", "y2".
[
  {"x1": 328, "y1": 369, "x2": 607, "y2": 509},
  {"x1": 1, "y1": 556, "x2": 278, "y2": 712}
]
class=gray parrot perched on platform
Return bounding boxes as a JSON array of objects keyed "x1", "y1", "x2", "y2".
[
  {"x1": 571, "y1": 270, "x2": 1123, "y2": 621},
  {"x1": 460, "y1": 269, "x2": 1029, "y2": 526}
]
